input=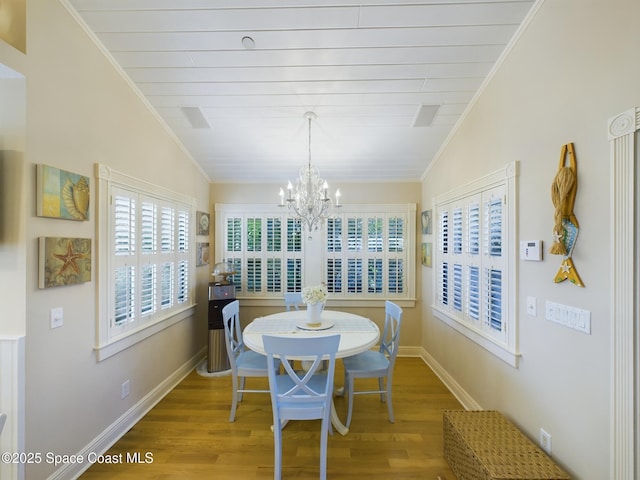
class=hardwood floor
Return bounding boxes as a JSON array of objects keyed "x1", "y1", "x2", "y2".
[{"x1": 81, "y1": 357, "x2": 461, "y2": 479}]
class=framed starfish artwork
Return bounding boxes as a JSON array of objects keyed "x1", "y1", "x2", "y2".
[{"x1": 39, "y1": 237, "x2": 92, "y2": 288}]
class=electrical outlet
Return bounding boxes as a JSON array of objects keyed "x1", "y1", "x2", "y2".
[
  {"x1": 121, "y1": 380, "x2": 130, "y2": 399},
  {"x1": 540, "y1": 428, "x2": 552, "y2": 455}
]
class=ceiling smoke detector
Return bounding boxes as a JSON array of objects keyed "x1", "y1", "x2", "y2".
[{"x1": 241, "y1": 36, "x2": 255, "y2": 49}]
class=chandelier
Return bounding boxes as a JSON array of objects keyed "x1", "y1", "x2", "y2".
[{"x1": 279, "y1": 112, "x2": 341, "y2": 232}]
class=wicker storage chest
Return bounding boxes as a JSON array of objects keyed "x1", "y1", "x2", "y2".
[{"x1": 443, "y1": 410, "x2": 570, "y2": 480}]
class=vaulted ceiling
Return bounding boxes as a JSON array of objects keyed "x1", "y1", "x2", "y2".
[{"x1": 66, "y1": 0, "x2": 536, "y2": 183}]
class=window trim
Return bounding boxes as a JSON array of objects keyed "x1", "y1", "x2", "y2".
[
  {"x1": 94, "y1": 164, "x2": 196, "y2": 361},
  {"x1": 432, "y1": 162, "x2": 519, "y2": 367}
]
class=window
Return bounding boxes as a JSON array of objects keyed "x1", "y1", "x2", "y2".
[
  {"x1": 433, "y1": 162, "x2": 518, "y2": 367},
  {"x1": 215, "y1": 203, "x2": 416, "y2": 305},
  {"x1": 95, "y1": 165, "x2": 196, "y2": 360},
  {"x1": 326, "y1": 209, "x2": 411, "y2": 299}
]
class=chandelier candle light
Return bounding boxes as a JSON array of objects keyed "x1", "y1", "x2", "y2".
[{"x1": 279, "y1": 112, "x2": 341, "y2": 232}]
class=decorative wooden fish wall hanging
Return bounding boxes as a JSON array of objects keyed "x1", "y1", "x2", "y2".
[{"x1": 549, "y1": 143, "x2": 584, "y2": 287}]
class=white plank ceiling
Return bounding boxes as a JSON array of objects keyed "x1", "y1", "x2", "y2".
[{"x1": 66, "y1": 0, "x2": 536, "y2": 183}]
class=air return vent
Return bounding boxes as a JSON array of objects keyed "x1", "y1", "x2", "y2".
[
  {"x1": 181, "y1": 106, "x2": 211, "y2": 129},
  {"x1": 412, "y1": 104, "x2": 440, "y2": 127}
]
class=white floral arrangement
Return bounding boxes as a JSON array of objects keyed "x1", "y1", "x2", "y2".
[{"x1": 301, "y1": 284, "x2": 328, "y2": 305}]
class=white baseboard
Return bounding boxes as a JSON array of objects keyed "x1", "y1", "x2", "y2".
[
  {"x1": 48, "y1": 348, "x2": 206, "y2": 480},
  {"x1": 414, "y1": 347, "x2": 482, "y2": 411}
]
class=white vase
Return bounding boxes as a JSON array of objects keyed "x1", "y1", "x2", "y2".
[{"x1": 306, "y1": 302, "x2": 324, "y2": 326}]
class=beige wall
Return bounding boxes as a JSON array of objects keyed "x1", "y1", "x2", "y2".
[
  {"x1": 421, "y1": 1, "x2": 640, "y2": 479},
  {"x1": 1, "y1": 1, "x2": 211, "y2": 478},
  {"x1": 210, "y1": 181, "x2": 423, "y2": 347}
]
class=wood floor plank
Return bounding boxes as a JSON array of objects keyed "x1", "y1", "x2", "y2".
[{"x1": 81, "y1": 357, "x2": 460, "y2": 479}]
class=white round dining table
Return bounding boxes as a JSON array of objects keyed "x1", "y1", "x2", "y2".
[{"x1": 243, "y1": 309, "x2": 380, "y2": 435}]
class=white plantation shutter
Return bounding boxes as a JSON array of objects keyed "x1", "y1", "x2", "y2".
[
  {"x1": 485, "y1": 196, "x2": 502, "y2": 257},
  {"x1": 160, "y1": 262, "x2": 173, "y2": 309},
  {"x1": 367, "y1": 217, "x2": 383, "y2": 252},
  {"x1": 327, "y1": 217, "x2": 342, "y2": 253},
  {"x1": 113, "y1": 265, "x2": 134, "y2": 326},
  {"x1": 267, "y1": 258, "x2": 281, "y2": 292},
  {"x1": 227, "y1": 217, "x2": 242, "y2": 253},
  {"x1": 486, "y1": 267, "x2": 502, "y2": 331},
  {"x1": 482, "y1": 187, "x2": 506, "y2": 340},
  {"x1": 266, "y1": 217, "x2": 282, "y2": 293},
  {"x1": 140, "y1": 264, "x2": 156, "y2": 316},
  {"x1": 440, "y1": 262, "x2": 449, "y2": 306},
  {"x1": 452, "y1": 208, "x2": 463, "y2": 254},
  {"x1": 103, "y1": 179, "x2": 195, "y2": 348},
  {"x1": 113, "y1": 192, "x2": 136, "y2": 327},
  {"x1": 286, "y1": 218, "x2": 302, "y2": 292},
  {"x1": 467, "y1": 265, "x2": 480, "y2": 322},
  {"x1": 114, "y1": 194, "x2": 135, "y2": 255},
  {"x1": 326, "y1": 217, "x2": 342, "y2": 293},
  {"x1": 368, "y1": 258, "x2": 383, "y2": 293},
  {"x1": 141, "y1": 202, "x2": 156, "y2": 253},
  {"x1": 453, "y1": 263, "x2": 463, "y2": 312},
  {"x1": 388, "y1": 258, "x2": 403, "y2": 294},
  {"x1": 388, "y1": 216, "x2": 404, "y2": 253},
  {"x1": 348, "y1": 258, "x2": 363, "y2": 293},
  {"x1": 387, "y1": 216, "x2": 404, "y2": 294},
  {"x1": 177, "y1": 210, "x2": 189, "y2": 253},
  {"x1": 161, "y1": 207, "x2": 174, "y2": 252},
  {"x1": 216, "y1": 204, "x2": 415, "y2": 302},
  {"x1": 177, "y1": 260, "x2": 189, "y2": 303},
  {"x1": 439, "y1": 211, "x2": 448, "y2": 254},
  {"x1": 433, "y1": 162, "x2": 517, "y2": 366}
]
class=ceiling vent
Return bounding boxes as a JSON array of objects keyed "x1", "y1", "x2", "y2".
[
  {"x1": 412, "y1": 104, "x2": 440, "y2": 127},
  {"x1": 181, "y1": 106, "x2": 211, "y2": 129}
]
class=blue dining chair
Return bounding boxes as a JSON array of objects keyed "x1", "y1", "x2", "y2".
[
  {"x1": 283, "y1": 292, "x2": 303, "y2": 311},
  {"x1": 341, "y1": 300, "x2": 403, "y2": 427},
  {"x1": 222, "y1": 300, "x2": 278, "y2": 422},
  {"x1": 263, "y1": 334, "x2": 340, "y2": 480}
]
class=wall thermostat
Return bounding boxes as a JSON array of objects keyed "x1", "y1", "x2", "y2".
[{"x1": 520, "y1": 240, "x2": 542, "y2": 261}]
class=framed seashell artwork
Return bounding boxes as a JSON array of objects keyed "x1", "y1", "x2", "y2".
[
  {"x1": 38, "y1": 237, "x2": 92, "y2": 288},
  {"x1": 196, "y1": 211, "x2": 210, "y2": 235},
  {"x1": 36, "y1": 164, "x2": 90, "y2": 221},
  {"x1": 196, "y1": 242, "x2": 209, "y2": 266}
]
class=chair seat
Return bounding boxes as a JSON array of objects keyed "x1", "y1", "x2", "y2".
[
  {"x1": 236, "y1": 349, "x2": 271, "y2": 374},
  {"x1": 342, "y1": 350, "x2": 389, "y2": 375}
]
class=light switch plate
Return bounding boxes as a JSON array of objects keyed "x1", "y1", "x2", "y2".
[
  {"x1": 50, "y1": 307, "x2": 63, "y2": 328},
  {"x1": 526, "y1": 296, "x2": 537, "y2": 316}
]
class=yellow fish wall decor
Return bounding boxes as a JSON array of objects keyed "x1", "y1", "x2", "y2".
[{"x1": 549, "y1": 143, "x2": 584, "y2": 287}]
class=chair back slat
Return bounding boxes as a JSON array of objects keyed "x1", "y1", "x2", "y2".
[
  {"x1": 380, "y1": 300, "x2": 403, "y2": 362},
  {"x1": 222, "y1": 300, "x2": 243, "y2": 371},
  {"x1": 263, "y1": 335, "x2": 340, "y2": 408},
  {"x1": 283, "y1": 292, "x2": 303, "y2": 311}
]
